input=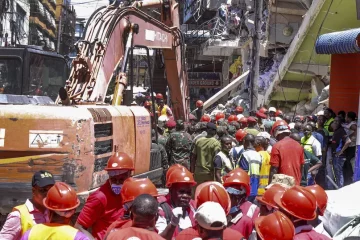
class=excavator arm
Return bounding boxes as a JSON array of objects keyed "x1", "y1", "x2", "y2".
[{"x1": 57, "y1": 1, "x2": 189, "y2": 120}]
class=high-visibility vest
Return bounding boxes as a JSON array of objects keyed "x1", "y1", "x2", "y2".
[
  {"x1": 12, "y1": 204, "x2": 34, "y2": 236},
  {"x1": 324, "y1": 117, "x2": 334, "y2": 136},
  {"x1": 257, "y1": 151, "x2": 270, "y2": 196},
  {"x1": 158, "y1": 105, "x2": 170, "y2": 116},
  {"x1": 301, "y1": 136, "x2": 315, "y2": 154},
  {"x1": 216, "y1": 151, "x2": 234, "y2": 181},
  {"x1": 28, "y1": 223, "x2": 79, "y2": 240}
]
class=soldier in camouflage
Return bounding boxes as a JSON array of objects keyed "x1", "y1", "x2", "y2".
[
  {"x1": 156, "y1": 125, "x2": 168, "y2": 148},
  {"x1": 165, "y1": 120, "x2": 193, "y2": 169}
]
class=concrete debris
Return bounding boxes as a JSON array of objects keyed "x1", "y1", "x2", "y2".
[{"x1": 258, "y1": 54, "x2": 284, "y2": 91}]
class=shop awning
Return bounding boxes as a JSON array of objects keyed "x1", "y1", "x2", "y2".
[{"x1": 315, "y1": 28, "x2": 360, "y2": 55}]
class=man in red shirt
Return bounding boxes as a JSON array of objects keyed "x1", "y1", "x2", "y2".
[
  {"x1": 75, "y1": 152, "x2": 134, "y2": 239},
  {"x1": 222, "y1": 169, "x2": 255, "y2": 239},
  {"x1": 269, "y1": 120, "x2": 305, "y2": 185},
  {"x1": 156, "y1": 166, "x2": 197, "y2": 239},
  {"x1": 104, "y1": 178, "x2": 159, "y2": 237},
  {"x1": 274, "y1": 186, "x2": 331, "y2": 239},
  {"x1": 106, "y1": 194, "x2": 165, "y2": 240},
  {"x1": 176, "y1": 182, "x2": 244, "y2": 240}
]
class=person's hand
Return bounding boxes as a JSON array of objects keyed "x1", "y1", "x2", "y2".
[
  {"x1": 170, "y1": 207, "x2": 184, "y2": 226},
  {"x1": 335, "y1": 151, "x2": 342, "y2": 157}
]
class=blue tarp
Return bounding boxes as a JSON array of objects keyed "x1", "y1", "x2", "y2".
[{"x1": 315, "y1": 28, "x2": 360, "y2": 55}]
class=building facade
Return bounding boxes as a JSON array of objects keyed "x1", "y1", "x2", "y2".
[
  {"x1": 55, "y1": 0, "x2": 76, "y2": 55},
  {"x1": 29, "y1": 0, "x2": 57, "y2": 50},
  {"x1": 0, "y1": 0, "x2": 30, "y2": 47}
]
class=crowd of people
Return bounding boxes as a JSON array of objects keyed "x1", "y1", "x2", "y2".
[{"x1": 0, "y1": 93, "x2": 357, "y2": 240}]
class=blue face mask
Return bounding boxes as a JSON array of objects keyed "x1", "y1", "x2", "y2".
[
  {"x1": 229, "y1": 206, "x2": 239, "y2": 214},
  {"x1": 111, "y1": 184, "x2": 122, "y2": 195}
]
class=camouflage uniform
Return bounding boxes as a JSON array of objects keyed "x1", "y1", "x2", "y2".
[
  {"x1": 157, "y1": 135, "x2": 168, "y2": 148},
  {"x1": 165, "y1": 130, "x2": 193, "y2": 169}
]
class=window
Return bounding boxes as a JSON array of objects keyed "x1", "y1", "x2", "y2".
[
  {"x1": 28, "y1": 53, "x2": 68, "y2": 100},
  {"x1": 0, "y1": 58, "x2": 22, "y2": 95}
]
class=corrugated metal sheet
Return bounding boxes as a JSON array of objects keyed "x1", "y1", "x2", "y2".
[
  {"x1": 315, "y1": 28, "x2": 360, "y2": 54},
  {"x1": 329, "y1": 54, "x2": 360, "y2": 113}
]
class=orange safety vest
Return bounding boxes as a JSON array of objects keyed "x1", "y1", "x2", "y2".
[
  {"x1": 28, "y1": 223, "x2": 79, "y2": 240},
  {"x1": 12, "y1": 204, "x2": 34, "y2": 235}
]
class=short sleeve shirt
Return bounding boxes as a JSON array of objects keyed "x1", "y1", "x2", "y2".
[
  {"x1": 77, "y1": 180, "x2": 123, "y2": 239},
  {"x1": 270, "y1": 137, "x2": 305, "y2": 185},
  {"x1": 193, "y1": 137, "x2": 221, "y2": 174}
]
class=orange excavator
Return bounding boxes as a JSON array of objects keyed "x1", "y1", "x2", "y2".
[{"x1": 0, "y1": 0, "x2": 188, "y2": 218}]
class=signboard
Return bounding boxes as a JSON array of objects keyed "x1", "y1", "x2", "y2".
[
  {"x1": 29, "y1": 130, "x2": 63, "y2": 148},
  {"x1": 188, "y1": 72, "x2": 222, "y2": 88}
]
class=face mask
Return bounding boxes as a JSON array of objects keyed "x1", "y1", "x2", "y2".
[
  {"x1": 229, "y1": 206, "x2": 239, "y2": 214},
  {"x1": 111, "y1": 184, "x2": 122, "y2": 195},
  {"x1": 55, "y1": 209, "x2": 76, "y2": 218}
]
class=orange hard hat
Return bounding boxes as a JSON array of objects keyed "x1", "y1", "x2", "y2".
[
  {"x1": 196, "y1": 100, "x2": 204, "y2": 108},
  {"x1": 156, "y1": 93, "x2": 163, "y2": 99},
  {"x1": 223, "y1": 168, "x2": 250, "y2": 196},
  {"x1": 121, "y1": 178, "x2": 158, "y2": 203},
  {"x1": 271, "y1": 120, "x2": 289, "y2": 135},
  {"x1": 256, "y1": 184, "x2": 286, "y2": 209},
  {"x1": 105, "y1": 152, "x2": 135, "y2": 171},
  {"x1": 274, "y1": 186, "x2": 317, "y2": 220},
  {"x1": 235, "y1": 129, "x2": 248, "y2": 142},
  {"x1": 306, "y1": 184, "x2": 328, "y2": 216},
  {"x1": 195, "y1": 181, "x2": 231, "y2": 215},
  {"x1": 235, "y1": 106, "x2": 244, "y2": 113},
  {"x1": 259, "y1": 107, "x2": 268, "y2": 114},
  {"x1": 166, "y1": 164, "x2": 186, "y2": 181},
  {"x1": 43, "y1": 182, "x2": 80, "y2": 211},
  {"x1": 255, "y1": 211, "x2": 295, "y2": 240},
  {"x1": 239, "y1": 117, "x2": 247, "y2": 124},
  {"x1": 228, "y1": 115, "x2": 238, "y2": 123},
  {"x1": 275, "y1": 110, "x2": 283, "y2": 117},
  {"x1": 215, "y1": 112, "x2": 225, "y2": 121},
  {"x1": 200, "y1": 115, "x2": 211, "y2": 122},
  {"x1": 166, "y1": 168, "x2": 196, "y2": 188},
  {"x1": 144, "y1": 101, "x2": 151, "y2": 107}
]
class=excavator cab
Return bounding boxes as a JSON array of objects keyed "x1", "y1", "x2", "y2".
[{"x1": 0, "y1": 46, "x2": 68, "y2": 102}]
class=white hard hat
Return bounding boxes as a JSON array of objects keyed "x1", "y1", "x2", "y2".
[
  {"x1": 195, "y1": 202, "x2": 227, "y2": 231},
  {"x1": 317, "y1": 110, "x2": 324, "y2": 116},
  {"x1": 269, "y1": 107, "x2": 276, "y2": 112},
  {"x1": 158, "y1": 115, "x2": 169, "y2": 122}
]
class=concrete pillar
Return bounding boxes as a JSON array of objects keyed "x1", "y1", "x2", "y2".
[{"x1": 220, "y1": 57, "x2": 230, "y2": 103}]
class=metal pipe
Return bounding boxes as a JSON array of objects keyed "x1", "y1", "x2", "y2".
[
  {"x1": 203, "y1": 71, "x2": 250, "y2": 111},
  {"x1": 326, "y1": 175, "x2": 339, "y2": 189}
]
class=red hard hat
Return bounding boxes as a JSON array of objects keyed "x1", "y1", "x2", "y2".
[
  {"x1": 235, "y1": 129, "x2": 248, "y2": 142},
  {"x1": 196, "y1": 100, "x2": 204, "y2": 108},
  {"x1": 166, "y1": 120, "x2": 176, "y2": 128},
  {"x1": 43, "y1": 182, "x2": 80, "y2": 211},
  {"x1": 255, "y1": 211, "x2": 295, "y2": 240},
  {"x1": 239, "y1": 117, "x2": 247, "y2": 124},
  {"x1": 144, "y1": 101, "x2": 151, "y2": 107},
  {"x1": 256, "y1": 184, "x2": 286, "y2": 209},
  {"x1": 166, "y1": 164, "x2": 186, "y2": 181},
  {"x1": 200, "y1": 115, "x2": 211, "y2": 123},
  {"x1": 274, "y1": 186, "x2": 317, "y2": 220},
  {"x1": 156, "y1": 93, "x2": 163, "y2": 99},
  {"x1": 247, "y1": 116, "x2": 257, "y2": 123},
  {"x1": 105, "y1": 152, "x2": 135, "y2": 171},
  {"x1": 195, "y1": 181, "x2": 231, "y2": 215},
  {"x1": 166, "y1": 168, "x2": 196, "y2": 188},
  {"x1": 306, "y1": 184, "x2": 328, "y2": 216},
  {"x1": 228, "y1": 115, "x2": 238, "y2": 123},
  {"x1": 275, "y1": 110, "x2": 283, "y2": 117},
  {"x1": 271, "y1": 120, "x2": 289, "y2": 135},
  {"x1": 215, "y1": 112, "x2": 225, "y2": 121},
  {"x1": 121, "y1": 178, "x2": 158, "y2": 203},
  {"x1": 223, "y1": 168, "x2": 251, "y2": 196},
  {"x1": 256, "y1": 111, "x2": 267, "y2": 119},
  {"x1": 235, "y1": 106, "x2": 244, "y2": 113},
  {"x1": 259, "y1": 107, "x2": 268, "y2": 114}
]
